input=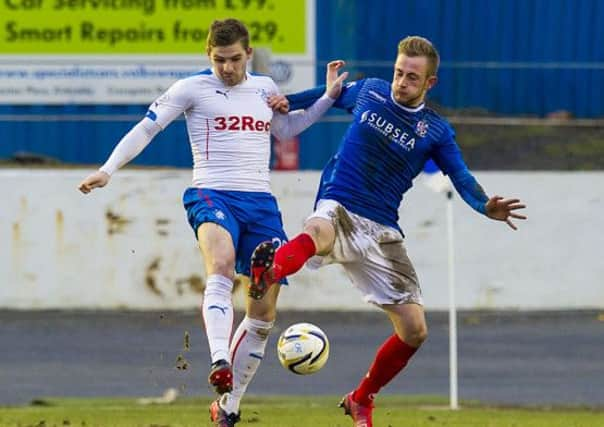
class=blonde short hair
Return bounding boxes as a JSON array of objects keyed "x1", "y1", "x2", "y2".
[{"x1": 397, "y1": 36, "x2": 440, "y2": 77}]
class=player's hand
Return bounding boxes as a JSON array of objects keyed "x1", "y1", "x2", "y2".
[
  {"x1": 325, "y1": 60, "x2": 349, "y2": 100},
  {"x1": 267, "y1": 94, "x2": 289, "y2": 113},
  {"x1": 485, "y1": 195, "x2": 527, "y2": 230},
  {"x1": 78, "y1": 171, "x2": 110, "y2": 194}
]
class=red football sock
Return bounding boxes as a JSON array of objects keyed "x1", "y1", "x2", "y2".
[
  {"x1": 271, "y1": 233, "x2": 316, "y2": 282},
  {"x1": 353, "y1": 334, "x2": 418, "y2": 407}
]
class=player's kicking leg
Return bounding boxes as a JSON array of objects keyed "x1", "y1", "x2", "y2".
[
  {"x1": 249, "y1": 229, "x2": 324, "y2": 299},
  {"x1": 249, "y1": 210, "x2": 336, "y2": 300},
  {"x1": 249, "y1": 241, "x2": 278, "y2": 299}
]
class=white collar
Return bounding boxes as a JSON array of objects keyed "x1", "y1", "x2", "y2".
[{"x1": 390, "y1": 92, "x2": 425, "y2": 112}]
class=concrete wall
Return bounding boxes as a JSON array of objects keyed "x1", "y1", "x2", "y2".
[{"x1": 1, "y1": 169, "x2": 602, "y2": 310}]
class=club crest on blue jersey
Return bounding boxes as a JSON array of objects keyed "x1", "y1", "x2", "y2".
[
  {"x1": 415, "y1": 120, "x2": 429, "y2": 137},
  {"x1": 360, "y1": 109, "x2": 416, "y2": 151},
  {"x1": 214, "y1": 209, "x2": 226, "y2": 220}
]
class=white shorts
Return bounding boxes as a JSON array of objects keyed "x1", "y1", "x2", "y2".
[{"x1": 306, "y1": 199, "x2": 423, "y2": 306}]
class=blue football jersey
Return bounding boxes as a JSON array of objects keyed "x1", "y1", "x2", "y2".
[{"x1": 287, "y1": 78, "x2": 488, "y2": 233}]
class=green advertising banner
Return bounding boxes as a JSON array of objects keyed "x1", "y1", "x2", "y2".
[
  {"x1": 0, "y1": 0, "x2": 314, "y2": 103},
  {"x1": 0, "y1": 0, "x2": 305, "y2": 54}
]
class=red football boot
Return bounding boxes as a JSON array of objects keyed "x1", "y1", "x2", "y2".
[{"x1": 339, "y1": 392, "x2": 374, "y2": 427}]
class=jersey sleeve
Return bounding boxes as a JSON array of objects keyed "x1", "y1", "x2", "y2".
[
  {"x1": 99, "y1": 118, "x2": 162, "y2": 175},
  {"x1": 432, "y1": 125, "x2": 489, "y2": 215},
  {"x1": 269, "y1": 78, "x2": 280, "y2": 97},
  {"x1": 286, "y1": 79, "x2": 366, "y2": 112},
  {"x1": 145, "y1": 78, "x2": 193, "y2": 130},
  {"x1": 270, "y1": 94, "x2": 334, "y2": 140}
]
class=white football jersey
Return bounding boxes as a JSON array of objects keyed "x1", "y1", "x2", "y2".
[{"x1": 147, "y1": 69, "x2": 280, "y2": 192}]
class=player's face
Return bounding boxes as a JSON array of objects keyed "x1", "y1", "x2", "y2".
[
  {"x1": 208, "y1": 42, "x2": 252, "y2": 87},
  {"x1": 391, "y1": 54, "x2": 437, "y2": 107}
]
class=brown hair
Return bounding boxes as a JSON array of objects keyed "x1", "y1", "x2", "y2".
[
  {"x1": 206, "y1": 19, "x2": 250, "y2": 51},
  {"x1": 397, "y1": 36, "x2": 440, "y2": 77}
]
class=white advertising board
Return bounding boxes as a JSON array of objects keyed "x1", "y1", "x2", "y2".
[{"x1": 1, "y1": 170, "x2": 603, "y2": 310}]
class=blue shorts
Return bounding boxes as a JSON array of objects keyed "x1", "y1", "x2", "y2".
[{"x1": 183, "y1": 187, "x2": 288, "y2": 282}]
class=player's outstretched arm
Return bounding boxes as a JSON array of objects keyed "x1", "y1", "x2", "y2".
[
  {"x1": 78, "y1": 171, "x2": 110, "y2": 194},
  {"x1": 267, "y1": 60, "x2": 348, "y2": 113},
  {"x1": 77, "y1": 118, "x2": 162, "y2": 195},
  {"x1": 269, "y1": 60, "x2": 348, "y2": 140},
  {"x1": 485, "y1": 195, "x2": 527, "y2": 230},
  {"x1": 78, "y1": 78, "x2": 190, "y2": 195},
  {"x1": 434, "y1": 133, "x2": 527, "y2": 231}
]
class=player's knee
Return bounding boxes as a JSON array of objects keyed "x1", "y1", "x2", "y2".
[
  {"x1": 304, "y1": 220, "x2": 334, "y2": 254},
  {"x1": 304, "y1": 222, "x2": 322, "y2": 240},
  {"x1": 403, "y1": 325, "x2": 428, "y2": 347},
  {"x1": 205, "y1": 259, "x2": 235, "y2": 277},
  {"x1": 408, "y1": 327, "x2": 428, "y2": 347}
]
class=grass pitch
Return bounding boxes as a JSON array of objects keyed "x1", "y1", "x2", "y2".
[{"x1": 0, "y1": 395, "x2": 602, "y2": 427}]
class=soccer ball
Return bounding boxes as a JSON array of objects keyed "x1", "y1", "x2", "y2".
[{"x1": 277, "y1": 322, "x2": 329, "y2": 375}]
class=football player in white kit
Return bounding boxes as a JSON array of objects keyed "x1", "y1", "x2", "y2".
[{"x1": 78, "y1": 18, "x2": 348, "y2": 427}]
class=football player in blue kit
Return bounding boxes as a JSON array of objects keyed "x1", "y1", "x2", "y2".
[{"x1": 251, "y1": 36, "x2": 527, "y2": 427}]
